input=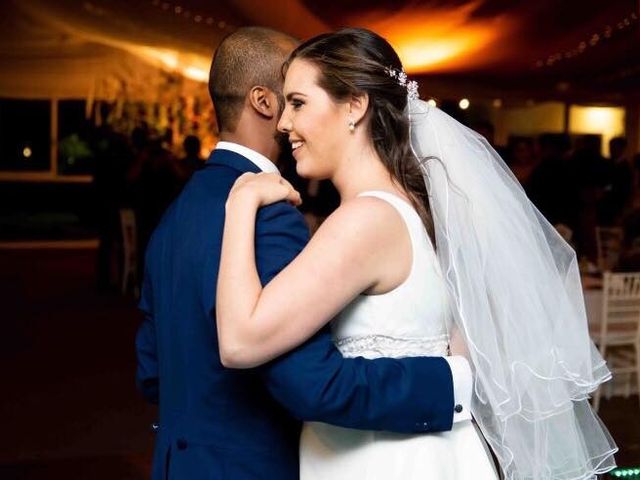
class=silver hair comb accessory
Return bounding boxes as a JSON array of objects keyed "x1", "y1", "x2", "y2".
[{"x1": 386, "y1": 67, "x2": 419, "y2": 100}]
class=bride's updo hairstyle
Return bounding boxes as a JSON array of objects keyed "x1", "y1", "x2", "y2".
[{"x1": 284, "y1": 27, "x2": 434, "y2": 240}]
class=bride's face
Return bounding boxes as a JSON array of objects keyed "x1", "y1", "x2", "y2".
[{"x1": 277, "y1": 59, "x2": 350, "y2": 179}]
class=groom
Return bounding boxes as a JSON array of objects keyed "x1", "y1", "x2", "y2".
[{"x1": 136, "y1": 26, "x2": 472, "y2": 480}]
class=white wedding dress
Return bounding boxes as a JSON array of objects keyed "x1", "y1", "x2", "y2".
[{"x1": 300, "y1": 191, "x2": 499, "y2": 480}]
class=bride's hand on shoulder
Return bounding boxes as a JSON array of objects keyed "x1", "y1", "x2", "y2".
[{"x1": 227, "y1": 172, "x2": 302, "y2": 209}]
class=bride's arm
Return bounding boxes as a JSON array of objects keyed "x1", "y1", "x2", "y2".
[{"x1": 217, "y1": 176, "x2": 402, "y2": 368}]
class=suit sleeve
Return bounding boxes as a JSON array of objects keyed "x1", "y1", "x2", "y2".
[
  {"x1": 135, "y1": 259, "x2": 159, "y2": 404},
  {"x1": 256, "y1": 202, "x2": 455, "y2": 434}
]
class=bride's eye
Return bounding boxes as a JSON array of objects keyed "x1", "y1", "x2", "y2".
[{"x1": 291, "y1": 99, "x2": 304, "y2": 110}]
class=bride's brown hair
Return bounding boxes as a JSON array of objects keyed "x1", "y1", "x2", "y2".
[{"x1": 283, "y1": 27, "x2": 434, "y2": 242}]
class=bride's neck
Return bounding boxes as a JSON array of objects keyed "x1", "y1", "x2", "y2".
[{"x1": 331, "y1": 143, "x2": 398, "y2": 202}]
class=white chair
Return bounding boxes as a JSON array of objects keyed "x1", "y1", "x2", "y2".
[
  {"x1": 591, "y1": 272, "x2": 640, "y2": 411},
  {"x1": 119, "y1": 208, "x2": 139, "y2": 297},
  {"x1": 595, "y1": 226, "x2": 624, "y2": 272}
]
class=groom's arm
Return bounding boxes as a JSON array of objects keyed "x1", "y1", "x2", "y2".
[{"x1": 254, "y1": 202, "x2": 471, "y2": 433}]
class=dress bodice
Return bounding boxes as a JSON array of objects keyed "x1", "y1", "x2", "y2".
[
  {"x1": 332, "y1": 191, "x2": 451, "y2": 359},
  {"x1": 302, "y1": 194, "x2": 499, "y2": 480}
]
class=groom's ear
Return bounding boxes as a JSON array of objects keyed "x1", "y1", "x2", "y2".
[{"x1": 248, "y1": 86, "x2": 277, "y2": 120}]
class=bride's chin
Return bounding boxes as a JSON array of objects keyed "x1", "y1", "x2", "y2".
[
  {"x1": 295, "y1": 162, "x2": 312, "y2": 179},
  {"x1": 295, "y1": 158, "x2": 327, "y2": 181}
]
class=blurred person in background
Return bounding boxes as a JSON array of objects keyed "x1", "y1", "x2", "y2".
[
  {"x1": 506, "y1": 136, "x2": 537, "y2": 190},
  {"x1": 618, "y1": 152, "x2": 640, "y2": 269},
  {"x1": 180, "y1": 134, "x2": 205, "y2": 179},
  {"x1": 128, "y1": 129, "x2": 182, "y2": 280},
  {"x1": 92, "y1": 124, "x2": 132, "y2": 290},
  {"x1": 528, "y1": 133, "x2": 578, "y2": 231},
  {"x1": 570, "y1": 135, "x2": 609, "y2": 259},
  {"x1": 599, "y1": 136, "x2": 632, "y2": 226}
]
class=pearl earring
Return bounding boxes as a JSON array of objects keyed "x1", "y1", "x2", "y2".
[{"x1": 348, "y1": 118, "x2": 355, "y2": 132}]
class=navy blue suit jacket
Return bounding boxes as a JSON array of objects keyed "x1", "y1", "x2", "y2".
[{"x1": 135, "y1": 148, "x2": 455, "y2": 479}]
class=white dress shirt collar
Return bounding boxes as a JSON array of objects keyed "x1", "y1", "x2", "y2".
[{"x1": 215, "y1": 141, "x2": 279, "y2": 174}]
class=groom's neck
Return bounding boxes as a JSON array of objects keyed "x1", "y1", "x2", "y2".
[{"x1": 219, "y1": 129, "x2": 278, "y2": 165}]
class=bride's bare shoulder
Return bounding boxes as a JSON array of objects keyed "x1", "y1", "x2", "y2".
[{"x1": 312, "y1": 195, "x2": 407, "y2": 248}]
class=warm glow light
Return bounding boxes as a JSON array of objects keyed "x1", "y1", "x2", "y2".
[
  {"x1": 427, "y1": 99, "x2": 437, "y2": 107},
  {"x1": 493, "y1": 99, "x2": 503, "y2": 108},
  {"x1": 399, "y1": 40, "x2": 471, "y2": 71},
  {"x1": 17, "y1": 2, "x2": 212, "y2": 83},
  {"x1": 583, "y1": 108, "x2": 617, "y2": 130},
  {"x1": 569, "y1": 106, "x2": 625, "y2": 156},
  {"x1": 183, "y1": 66, "x2": 209, "y2": 82},
  {"x1": 22, "y1": 147, "x2": 32, "y2": 158},
  {"x1": 136, "y1": 47, "x2": 179, "y2": 69},
  {"x1": 352, "y1": 2, "x2": 517, "y2": 73},
  {"x1": 126, "y1": 46, "x2": 210, "y2": 83},
  {"x1": 459, "y1": 98, "x2": 470, "y2": 110}
]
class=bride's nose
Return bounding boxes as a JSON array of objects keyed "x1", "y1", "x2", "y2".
[{"x1": 277, "y1": 112, "x2": 292, "y2": 133}]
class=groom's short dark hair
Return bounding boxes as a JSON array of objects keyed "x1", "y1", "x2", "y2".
[{"x1": 209, "y1": 27, "x2": 298, "y2": 133}]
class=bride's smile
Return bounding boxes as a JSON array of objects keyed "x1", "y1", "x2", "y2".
[{"x1": 278, "y1": 59, "x2": 354, "y2": 181}]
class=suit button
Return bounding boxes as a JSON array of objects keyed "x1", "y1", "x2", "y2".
[
  {"x1": 422, "y1": 422, "x2": 429, "y2": 430},
  {"x1": 454, "y1": 404, "x2": 464, "y2": 413},
  {"x1": 176, "y1": 438, "x2": 188, "y2": 450}
]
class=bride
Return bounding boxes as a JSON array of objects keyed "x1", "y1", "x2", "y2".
[{"x1": 216, "y1": 27, "x2": 617, "y2": 479}]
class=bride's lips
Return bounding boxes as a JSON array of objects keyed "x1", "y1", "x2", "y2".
[{"x1": 290, "y1": 140, "x2": 304, "y2": 158}]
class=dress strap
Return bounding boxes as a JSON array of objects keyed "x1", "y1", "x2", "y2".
[{"x1": 357, "y1": 190, "x2": 421, "y2": 230}]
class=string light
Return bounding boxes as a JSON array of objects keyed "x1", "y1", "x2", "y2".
[
  {"x1": 22, "y1": 146, "x2": 32, "y2": 159},
  {"x1": 427, "y1": 99, "x2": 437, "y2": 107},
  {"x1": 534, "y1": 9, "x2": 638, "y2": 69},
  {"x1": 610, "y1": 467, "x2": 640, "y2": 478},
  {"x1": 459, "y1": 98, "x2": 470, "y2": 110},
  {"x1": 149, "y1": 0, "x2": 234, "y2": 32}
]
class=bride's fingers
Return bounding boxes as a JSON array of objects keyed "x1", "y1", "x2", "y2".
[
  {"x1": 257, "y1": 174, "x2": 297, "y2": 200},
  {"x1": 231, "y1": 172, "x2": 302, "y2": 206},
  {"x1": 288, "y1": 190, "x2": 302, "y2": 207},
  {"x1": 279, "y1": 179, "x2": 302, "y2": 206}
]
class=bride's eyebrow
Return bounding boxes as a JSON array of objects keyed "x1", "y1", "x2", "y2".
[{"x1": 285, "y1": 92, "x2": 307, "y2": 101}]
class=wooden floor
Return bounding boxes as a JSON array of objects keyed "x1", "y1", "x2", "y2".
[{"x1": 0, "y1": 249, "x2": 638, "y2": 479}]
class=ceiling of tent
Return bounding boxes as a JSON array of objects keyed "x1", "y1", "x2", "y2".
[
  {"x1": 0, "y1": 0, "x2": 209, "y2": 99},
  {"x1": 2, "y1": 0, "x2": 639, "y2": 102}
]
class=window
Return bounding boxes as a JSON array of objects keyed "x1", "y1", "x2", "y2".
[{"x1": 0, "y1": 99, "x2": 51, "y2": 172}]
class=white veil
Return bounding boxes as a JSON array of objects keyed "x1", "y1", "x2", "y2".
[{"x1": 407, "y1": 99, "x2": 618, "y2": 479}]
